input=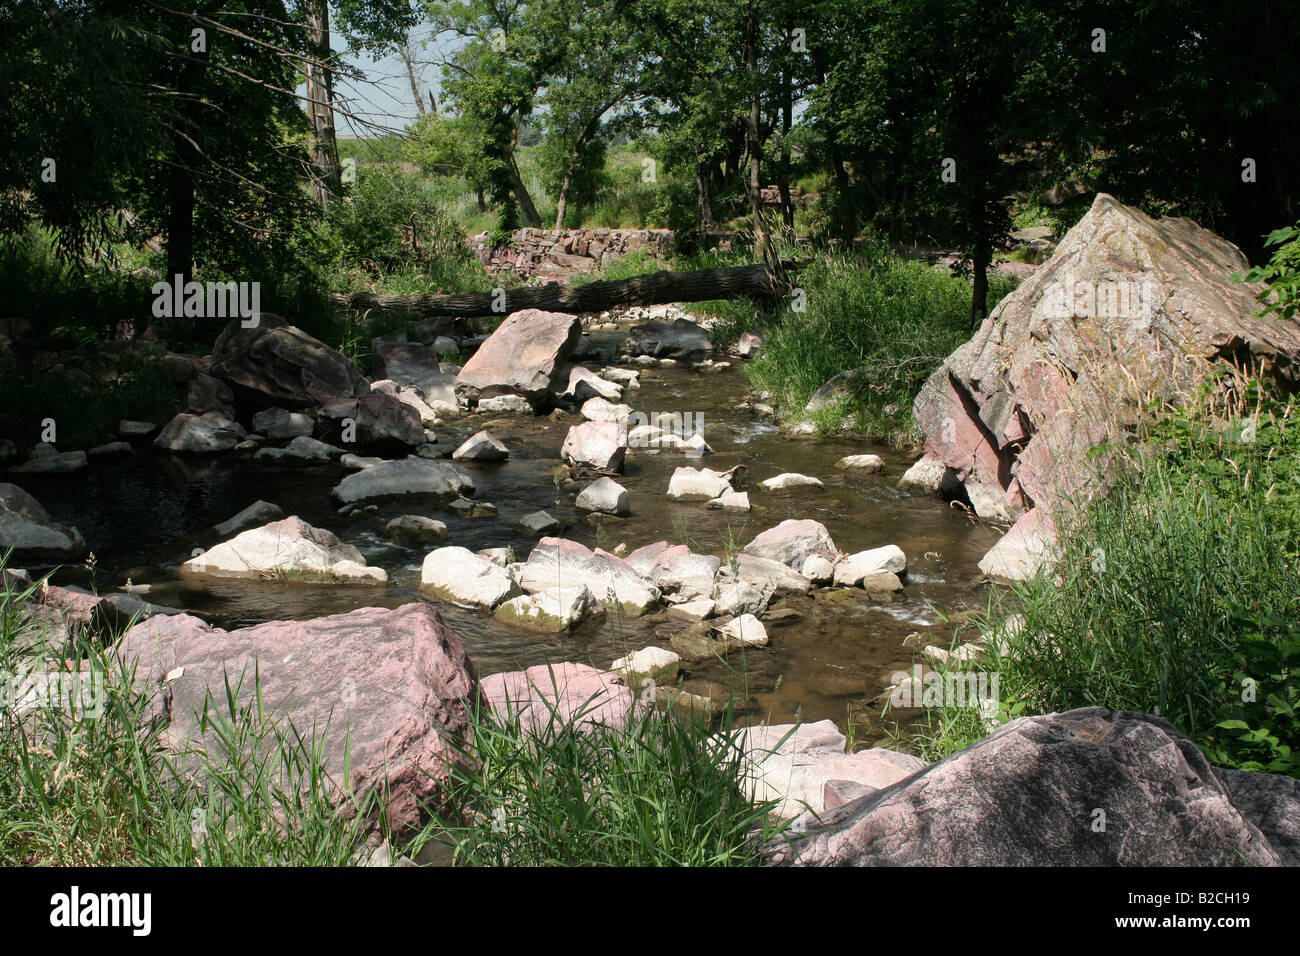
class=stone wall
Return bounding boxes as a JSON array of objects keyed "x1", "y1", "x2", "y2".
[{"x1": 470, "y1": 227, "x2": 674, "y2": 278}]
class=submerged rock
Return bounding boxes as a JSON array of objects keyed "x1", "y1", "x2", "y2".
[
  {"x1": 492, "y1": 585, "x2": 597, "y2": 632},
  {"x1": 330, "y1": 457, "x2": 474, "y2": 504}
]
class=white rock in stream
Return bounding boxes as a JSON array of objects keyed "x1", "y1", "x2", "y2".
[
  {"x1": 731, "y1": 719, "x2": 926, "y2": 820},
  {"x1": 519, "y1": 538, "x2": 659, "y2": 617},
  {"x1": 477, "y1": 394, "x2": 533, "y2": 415},
  {"x1": 802, "y1": 555, "x2": 837, "y2": 585},
  {"x1": 600, "y1": 368, "x2": 640, "y2": 388},
  {"x1": 836, "y1": 454, "x2": 885, "y2": 472},
  {"x1": 563, "y1": 367, "x2": 623, "y2": 403},
  {"x1": 666, "y1": 466, "x2": 732, "y2": 501},
  {"x1": 833, "y1": 545, "x2": 907, "y2": 586},
  {"x1": 742, "y1": 519, "x2": 839, "y2": 574},
  {"x1": 758, "y1": 472, "x2": 825, "y2": 493},
  {"x1": 331, "y1": 457, "x2": 474, "y2": 503},
  {"x1": 421, "y1": 546, "x2": 521, "y2": 609},
  {"x1": 712, "y1": 580, "x2": 773, "y2": 617},
  {"x1": 575, "y1": 477, "x2": 630, "y2": 515},
  {"x1": 580, "y1": 397, "x2": 633, "y2": 423},
  {"x1": 452, "y1": 429, "x2": 509, "y2": 461},
  {"x1": 493, "y1": 585, "x2": 597, "y2": 632},
  {"x1": 561, "y1": 421, "x2": 627, "y2": 473},
  {"x1": 611, "y1": 646, "x2": 680, "y2": 685},
  {"x1": 182, "y1": 516, "x2": 386, "y2": 583},
  {"x1": 717, "y1": 614, "x2": 768, "y2": 647},
  {"x1": 706, "y1": 489, "x2": 750, "y2": 512}
]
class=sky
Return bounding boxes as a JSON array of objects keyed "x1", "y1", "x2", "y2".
[{"x1": 309, "y1": 25, "x2": 463, "y2": 141}]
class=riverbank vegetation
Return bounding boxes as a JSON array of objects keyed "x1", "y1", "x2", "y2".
[{"x1": 899, "y1": 384, "x2": 1300, "y2": 779}]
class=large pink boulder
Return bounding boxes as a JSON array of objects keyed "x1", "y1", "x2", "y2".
[
  {"x1": 912, "y1": 194, "x2": 1300, "y2": 577},
  {"x1": 118, "y1": 602, "x2": 481, "y2": 830},
  {"x1": 480, "y1": 662, "x2": 642, "y2": 736},
  {"x1": 765, "y1": 708, "x2": 1298, "y2": 866},
  {"x1": 455, "y1": 309, "x2": 582, "y2": 408}
]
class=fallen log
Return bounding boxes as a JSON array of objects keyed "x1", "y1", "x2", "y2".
[{"x1": 329, "y1": 260, "x2": 803, "y2": 318}]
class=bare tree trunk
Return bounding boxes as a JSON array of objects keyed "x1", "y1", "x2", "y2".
[
  {"x1": 777, "y1": 30, "x2": 795, "y2": 233},
  {"x1": 742, "y1": 6, "x2": 781, "y2": 276},
  {"x1": 305, "y1": 0, "x2": 341, "y2": 209},
  {"x1": 397, "y1": 41, "x2": 426, "y2": 117},
  {"x1": 555, "y1": 166, "x2": 574, "y2": 230}
]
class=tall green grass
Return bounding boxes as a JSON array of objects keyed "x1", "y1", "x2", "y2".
[
  {"x1": 747, "y1": 246, "x2": 1019, "y2": 444},
  {"x1": 894, "y1": 385, "x2": 1300, "y2": 777},
  {"x1": 425, "y1": 690, "x2": 784, "y2": 867}
]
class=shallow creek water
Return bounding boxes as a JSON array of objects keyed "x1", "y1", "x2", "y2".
[{"x1": 28, "y1": 327, "x2": 998, "y2": 742}]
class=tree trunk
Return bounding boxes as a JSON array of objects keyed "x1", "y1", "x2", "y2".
[
  {"x1": 305, "y1": 0, "x2": 341, "y2": 209},
  {"x1": 508, "y1": 152, "x2": 541, "y2": 227},
  {"x1": 554, "y1": 167, "x2": 574, "y2": 230},
  {"x1": 777, "y1": 33, "x2": 795, "y2": 232},
  {"x1": 398, "y1": 42, "x2": 426, "y2": 117},
  {"x1": 696, "y1": 161, "x2": 715, "y2": 239},
  {"x1": 970, "y1": 245, "x2": 990, "y2": 329},
  {"x1": 330, "y1": 260, "x2": 803, "y2": 318},
  {"x1": 742, "y1": 7, "x2": 781, "y2": 275}
]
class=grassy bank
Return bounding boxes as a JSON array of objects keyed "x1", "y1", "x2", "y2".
[
  {"x1": 745, "y1": 246, "x2": 1019, "y2": 446},
  {"x1": 895, "y1": 385, "x2": 1300, "y2": 777},
  {"x1": 0, "y1": 566, "x2": 783, "y2": 866}
]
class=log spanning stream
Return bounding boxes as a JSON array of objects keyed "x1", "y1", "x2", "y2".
[{"x1": 30, "y1": 322, "x2": 998, "y2": 741}]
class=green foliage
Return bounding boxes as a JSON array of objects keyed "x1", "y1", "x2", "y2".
[
  {"x1": 968, "y1": 390, "x2": 1300, "y2": 777},
  {"x1": 747, "y1": 247, "x2": 1019, "y2": 444},
  {"x1": 427, "y1": 693, "x2": 783, "y2": 866},
  {"x1": 327, "y1": 165, "x2": 489, "y2": 293},
  {"x1": 1236, "y1": 223, "x2": 1300, "y2": 322}
]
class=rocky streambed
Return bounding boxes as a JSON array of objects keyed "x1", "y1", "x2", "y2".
[{"x1": 5, "y1": 306, "x2": 997, "y2": 737}]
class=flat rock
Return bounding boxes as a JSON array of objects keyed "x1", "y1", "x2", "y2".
[
  {"x1": 421, "y1": 546, "x2": 521, "y2": 609},
  {"x1": 330, "y1": 457, "x2": 474, "y2": 504},
  {"x1": 182, "y1": 516, "x2": 386, "y2": 583}
]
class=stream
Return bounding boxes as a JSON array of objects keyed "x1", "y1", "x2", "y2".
[{"x1": 27, "y1": 323, "x2": 998, "y2": 742}]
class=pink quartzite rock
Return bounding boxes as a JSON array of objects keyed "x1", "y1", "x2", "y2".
[
  {"x1": 480, "y1": 662, "x2": 642, "y2": 736},
  {"x1": 119, "y1": 603, "x2": 481, "y2": 831},
  {"x1": 455, "y1": 309, "x2": 582, "y2": 408},
  {"x1": 764, "y1": 708, "x2": 1298, "y2": 866},
  {"x1": 913, "y1": 195, "x2": 1300, "y2": 577}
]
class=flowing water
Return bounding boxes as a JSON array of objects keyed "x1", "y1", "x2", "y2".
[{"x1": 27, "y1": 325, "x2": 997, "y2": 742}]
